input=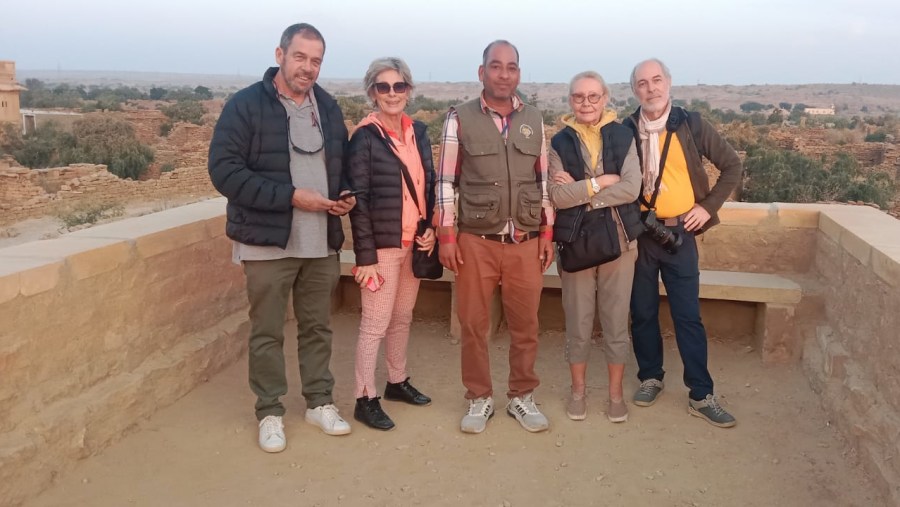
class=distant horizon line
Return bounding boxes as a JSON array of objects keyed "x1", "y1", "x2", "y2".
[{"x1": 14, "y1": 68, "x2": 900, "y2": 88}]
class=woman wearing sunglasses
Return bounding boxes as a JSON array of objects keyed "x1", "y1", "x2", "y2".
[
  {"x1": 347, "y1": 57, "x2": 436, "y2": 430},
  {"x1": 548, "y1": 71, "x2": 643, "y2": 423}
]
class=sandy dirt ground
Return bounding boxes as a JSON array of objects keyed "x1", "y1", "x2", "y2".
[{"x1": 25, "y1": 314, "x2": 885, "y2": 507}]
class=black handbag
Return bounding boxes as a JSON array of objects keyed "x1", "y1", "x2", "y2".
[
  {"x1": 555, "y1": 205, "x2": 621, "y2": 273},
  {"x1": 397, "y1": 155, "x2": 443, "y2": 280}
]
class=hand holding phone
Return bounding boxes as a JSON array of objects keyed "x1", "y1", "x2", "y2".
[
  {"x1": 351, "y1": 265, "x2": 384, "y2": 292},
  {"x1": 339, "y1": 189, "x2": 366, "y2": 200}
]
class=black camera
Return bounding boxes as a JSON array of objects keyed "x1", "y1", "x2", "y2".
[{"x1": 641, "y1": 210, "x2": 683, "y2": 254}]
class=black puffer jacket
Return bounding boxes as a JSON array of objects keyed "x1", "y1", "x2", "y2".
[
  {"x1": 208, "y1": 67, "x2": 348, "y2": 250},
  {"x1": 347, "y1": 122, "x2": 435, "y2": 266}
]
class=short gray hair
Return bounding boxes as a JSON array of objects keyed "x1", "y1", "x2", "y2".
[
  {"x1": 280, "y1": 23, "x2": 325, "y2": 53},
  {"x1": 482, "y1": 40, "x2": 519, "y2": 67},
  {"x1": 363, "y1": 57, "x2": 414, "y2": 100},
  {"x1": 568, "y1": 71, "x2": 610, "y2": 98},
  {"x1": 630, "y1": 58, "x2": 671, "y2": 92}
]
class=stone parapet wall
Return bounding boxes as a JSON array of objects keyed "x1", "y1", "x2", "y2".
[
  {"x1": 0, "y1": 199, "x2": 248, "y2": 506},
  {"x1": 0, "y1": 164, "x2": 218, "y2": 226},
  {"x1": 803, "y1": 205, "x2": 900, "y2": 504},
  {"x1": 701, "y1": 202, "x2": 821, "y2": 273},
  {"x1": 1, "y1": 199, "x2": 898, "y2": 504}
]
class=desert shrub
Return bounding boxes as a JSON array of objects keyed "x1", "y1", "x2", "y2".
[
  {"x1": 742, "y1": 148, "x2": 894, "y2": 208},
  {"x1": 64, "y1": 116, "x2": 154, "y2": 179},
  {"x1": 864, "y1": 130, "x2": 887, "y2": 142},
  {"x1": 336, "y1": 95, "x2": 369, "y2": 125},
  {"x1": 55, "y1": 200, "x2": 124, "y2": 229},
  {"x1": 161, "y1": 100, "x2": 205, "y2": 125}
]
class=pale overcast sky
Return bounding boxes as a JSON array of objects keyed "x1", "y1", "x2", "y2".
[{"x1": 2, "y1": 0, "x2": 898, "y2": 85}]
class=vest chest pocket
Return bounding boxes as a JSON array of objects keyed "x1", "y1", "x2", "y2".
[
  {"x1": 513, "y1": 138, "x2": 542, "y2": 157},
  {"x1": 461, "y1": 189, "x2": 500, "y2": 221},
  {"x1": 516, "y1": 186, "x2": 542, "y2": 227},
  {"x1": 463, "y1": 142, "x2": 500, "y2": 157}
]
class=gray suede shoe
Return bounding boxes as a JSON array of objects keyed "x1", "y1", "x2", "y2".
[
  {"x1": 566, "y1": 389, "x2": 586, "y2": 421},
  {"x1": 607, "y1": 399, "x2": 628, "y2": 423},
  {"x1": 689, "y1": 394, "x2": 736, "y2": 428},
  {"x1": 633, "y1": 379, "x2": 664, "y2": 407}
]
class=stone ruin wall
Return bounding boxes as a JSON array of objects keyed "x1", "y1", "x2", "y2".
[
  {"x1": 0, "y1": 160, "x2": 217, "y2": 226},
  {"x1": 0, "y1": 110, "x2": 218, "y2": 226}
]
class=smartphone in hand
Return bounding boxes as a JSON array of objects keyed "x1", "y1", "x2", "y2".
[
  {"x1": 339, "y1": 189, "x2": 366, "y2": 200},
  {"x1": 351, "y1": 266, "x2": 384, "y2": 292}
]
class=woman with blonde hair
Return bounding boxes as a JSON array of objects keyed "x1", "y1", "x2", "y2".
[
  {"x1": 347, "y1": 57, "x2": 436, "y2": 430},
  {"x1": 548, "y1": 71, "x2": 643, "y2": 422}
]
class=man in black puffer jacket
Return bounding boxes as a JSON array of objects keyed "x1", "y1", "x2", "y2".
[{"x1": 208, "y1": 23, "x2": 355, "y2": 453}]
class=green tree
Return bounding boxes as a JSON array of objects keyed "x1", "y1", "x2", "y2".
[
  {"x1": 426, "y1": 113, "x2": 447, "y2": 146},
  {"x1": 767, "y1": 109, "x2": 784, "y2": 124},
  {"x1": 778, "y1": 102, "x2": 792, "y2": 110},
  {"x1": 63, "y1": 116, "x2": 154, "y2": 179},
  {"x1": 0, "y1": 123, "x2": 25, "y2": 157},
  {"x1": 94, "y1": 92, "x2": 123, "y2": 112},
  {"x1": 193, "y1": 86, "x2": 213, "y2": 100},
  {"x1": 739, "y1": 101, "x2": 766, "y2": 113},
  {"x1": 161, "y1": 100, "x2": 206, "y2": 125},
  {"x1": 336, "y1": 95, "x2": 370, "y2": 125},
  {"x1": 742, "y1": 148, "x2": 895, "y2": 208},
  {"x1": 149, "y1": 87, "x2": 168, "y2": 100},
  {"x1": 864, "y1": 130, "x2": 887, "y2": 142},
  {"x1": 10, "y1": 122, "x2": 76, "y2": 168},
  {"x1": 742, "y1": 147, "x2": 827, "y2": 203}
]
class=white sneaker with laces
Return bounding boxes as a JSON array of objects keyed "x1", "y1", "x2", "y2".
[
  {"x1": 460, "y1": 397, "x2": 494, "y2": 434},
  {"x1": 507, "y1": 393, "x2": 549, "y2": 432},
  {"x1": 258, "y1": 415, "x2": 286, "y2": 453},
  {"x1": 305, "y1": 403, "x2": 352, "y2": 435}
]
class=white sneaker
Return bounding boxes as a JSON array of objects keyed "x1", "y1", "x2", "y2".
[
  {"x1": 507, "y1": 393, "x2": 549, "y2": 432},
  {"x1": 305, "y1": 404, "x2": 352, "y2": 436},
  {"x1": 258, "y1": 415, "x2": 286, "y2": 453},
  {"x1": 460, "y1": 397, "x2": 494, "y2": 434}
]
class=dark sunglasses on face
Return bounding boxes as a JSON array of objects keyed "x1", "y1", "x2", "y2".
[{"x1": 374, "y1": 81, "x2": 410, "y2": 95}]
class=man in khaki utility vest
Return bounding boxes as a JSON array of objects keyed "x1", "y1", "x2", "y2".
[{"x1": 436, "y1": 40, "x2": 555, "y2": 434}]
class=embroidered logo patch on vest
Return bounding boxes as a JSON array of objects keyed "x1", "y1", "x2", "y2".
[{"x1": 519, "y1": 124, "x2": 534, "y2": 139}]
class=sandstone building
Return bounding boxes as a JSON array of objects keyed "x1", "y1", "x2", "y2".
[{"x1": 0, "y1": 60, "x2": 26, "y2": 128}]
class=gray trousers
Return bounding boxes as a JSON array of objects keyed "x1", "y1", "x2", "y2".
[
  {"x1": 243, "y1": 255, "x2": 339, "y2": 420},
  {"x1": 560, "y1": 240, "x2": 637, "y2": 365}
]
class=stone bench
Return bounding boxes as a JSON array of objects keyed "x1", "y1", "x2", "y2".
[{"x1": 337, "y1": 251, "x2": 802, "y2": 363}]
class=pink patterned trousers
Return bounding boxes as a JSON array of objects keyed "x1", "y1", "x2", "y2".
[{"x1": 354, "y1": 245, "x2": 421, "y2": 398}]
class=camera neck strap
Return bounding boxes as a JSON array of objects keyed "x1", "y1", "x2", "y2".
[{"x1": 639, "y1": 130, "x2": 674, "y2": 210}]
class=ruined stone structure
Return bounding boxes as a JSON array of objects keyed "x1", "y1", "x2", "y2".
[
  {"x1": 0, "y1": 162, "x2": 218, "y2": 226},
  {"x1": 0, "y1": 61, "x2": 26, "y2": 128}
]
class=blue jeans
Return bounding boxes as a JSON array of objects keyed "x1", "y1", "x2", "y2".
[{"x1": 630, "y1": 223, "x2": 713, "y2": 400}]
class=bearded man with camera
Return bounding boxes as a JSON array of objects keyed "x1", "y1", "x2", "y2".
[{"x1": 622, "y1": 58, "x2": 743, "y2": 428}]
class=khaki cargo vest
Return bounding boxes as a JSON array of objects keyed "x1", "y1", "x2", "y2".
[{"x1": 454, "y1": 99, "x2": 544, "y2": 235}]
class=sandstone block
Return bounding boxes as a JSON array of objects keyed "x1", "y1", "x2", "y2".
[
  {"x1": 756, "y1": 303, "x2": 799, "y2": 363},
  {"x1": 775, "y1": 207, "x2": 820, "y2": 228},
  {"x1": 68, "y1": 241, "x2": 132, "y2": 280},
  {"x1": 18, "y1": 260, "x2": 63, "y2": 296},
  {"x1": 817, "y1": 212, "x2": 844, "y2": 243},
  {"x1": 871, "y1": 246, "x2": 900, "y2": 288},
  {"x1": 718, "y1": 203, "x2": 773, "y2": 226}
]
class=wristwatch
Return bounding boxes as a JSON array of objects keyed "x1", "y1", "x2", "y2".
[{"x1": 590, "y1": 177, "x2": 601, "y2": 194}]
